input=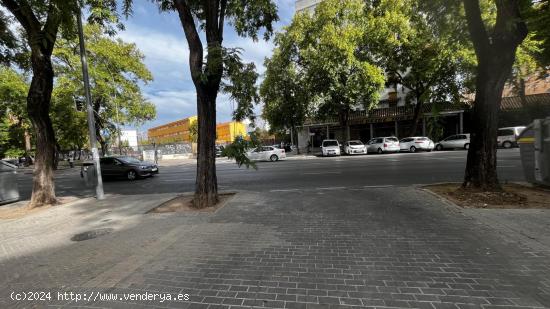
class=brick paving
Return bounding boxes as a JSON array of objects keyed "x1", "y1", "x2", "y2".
[{"x1": 1, "y1": 188, "x2": 550, "y2": 308}]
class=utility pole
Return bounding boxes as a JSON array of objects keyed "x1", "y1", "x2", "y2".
[{"x1": 77, "y1": 9, "x2": 104, "y2": 200}]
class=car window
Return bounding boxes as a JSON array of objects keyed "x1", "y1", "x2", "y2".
[
  {"x1": 323, "y1": 141, "x2": 338, "y2": 147},
  {"x1": 263, "y1": 146, "x2": 273, "y2": 152},
  {"x1": 417, "y1": 137, "x2": 428, "y2": 141},
  {"x1": 498, "y1": 129, "x2": 514, "y2": 136},
  {"x1": 118, "y1": 157, "x2": 141, "y2": 164},
  {"x1": 349, "y1": 141, "x2": 362, "y2": 145},
  {"x1": 386, "y1": 137, "x2": 398, "y2": 142},
  {"x1": 100, "y1": 158, "x2": 113, "y2": 165},
  {"x1": 445, "y1": 135, "x2": 457, "y2": 141},
  {"x1": 459, "y1": 135, "x2": 468, "y2": 140},
  {"x1": 400, "y1": 138, "x2": 412, "y2": 143}
]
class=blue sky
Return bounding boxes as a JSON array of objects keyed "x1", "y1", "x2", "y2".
[{"x1": 117, "y1": 0, "x2": 295, "y2": 131}]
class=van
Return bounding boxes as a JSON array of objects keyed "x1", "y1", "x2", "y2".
[{"x1": 498, "y1": 126, "x2": 526, "y2": 148}]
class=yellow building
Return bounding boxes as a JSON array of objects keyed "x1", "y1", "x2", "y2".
[
  {"x1": 148, "y1": 116, "x2": 247, "y2": 144},
  {"x1": 216, "y1": 121, "x2": 247, "y2": 144}
]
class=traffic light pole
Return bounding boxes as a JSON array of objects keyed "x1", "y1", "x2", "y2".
[{"x1": 77, "y1": 9, "x2": 105, "y2": 200}]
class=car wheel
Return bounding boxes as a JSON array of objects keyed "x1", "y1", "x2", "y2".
[
  {"x1": 377, "y1": 148, "x2": 383, "y2": 154},
  {"x1": 436, "y1": 144, "x2": 443, "y2": 151},
  {"x1": 270, "y1": 154, "x2": 279, "y2": 162},
  {"x1": 126, "y1": 170, "x2": 138, "y2": 180},
  {"x1": 502, "y1": 141, "x2": 512, "y2": 149},
  {"x1": 410, "y1": 146, "x2": 417, "y2": 153},
  {"x1": 464, "y1": 143, "x2": 470, "y2": 150}
]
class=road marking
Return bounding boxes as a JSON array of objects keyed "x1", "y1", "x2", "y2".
[
  {"x1": 270, "y1": 189, "x2": 302, "y2": 192},
  {"x1": 363, "y1": 185, "x2": 394, "y2": 188},
  {"x1": 160, "y1": 178, "x2": 195, "y2": 182},
  {"x1": 316, "y1": 186, "x2": 346, "y2": 190},
  {"x1": 303, "y1": 171, "x2": 341, "y2": 175}
]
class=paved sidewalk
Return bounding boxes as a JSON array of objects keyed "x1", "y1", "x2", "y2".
[{"x1": 1, "y1": 188, "x2": 550, "y2": 308}]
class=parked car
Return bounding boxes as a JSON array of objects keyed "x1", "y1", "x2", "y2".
[
  {"x1": 366, "y1": 137, "x2": 400, "y2": 154},
  {"x1": 498, "y1": 126, "x2": 525, "y2": 148},
  {"x1": 435, "y1": 134, "x2": 470, "y2": 151},
  {"x1": 399, "y1": 137, "x2": 435, "y2": 152},
  {"x1": 1, "y1": 159, "x2": 20, "y2": 167},
  {"x1": 321, "y1": 139, "x2": 341, "y2": 156},
  {"x1": 247, "y1": 146, "x2": 286, "y2": 162},
  {"x1": 81, "y1": 156, "x2": 158, "y2": 180},
  {"x1": 343, "y1": 140, "x2": 366, "y2": 155}
]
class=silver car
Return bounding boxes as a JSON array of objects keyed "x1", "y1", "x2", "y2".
[
  {"x1": 344, "y1": 140, "x2": 367, "y2": 155},
  {"x1": 247, "y1": 146, "x2": 286, "y2": 162},
  {"x1": 321, "y1": 140, "x2": 341, "y2": 156},
  {"x1": 435, "y1": 134, "x2": 470, "y2": 151},
  {"x1": 366, "y1": 137, "x2": 400, "y2": 154},
  {"x1": 498, "y1": 126, "x2": 525, "y2": 148},
  {"x1": 399, "y1": 137, "x2": 434, "y2": 152}
]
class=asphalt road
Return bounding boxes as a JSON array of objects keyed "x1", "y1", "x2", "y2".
[{"x1": 15, "y1": 148, "x2": 524, "y2": 200}]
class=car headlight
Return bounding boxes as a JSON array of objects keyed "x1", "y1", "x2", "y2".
[{"x1": 140, "y1": 165, "x2": 147, "y2": 169}]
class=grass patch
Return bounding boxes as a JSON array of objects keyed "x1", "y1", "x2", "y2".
[{"x1": 424, "y1": 183, "x2": 550, "y2": 209}]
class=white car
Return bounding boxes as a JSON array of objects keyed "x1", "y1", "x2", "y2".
[
  {"x1": 344, "y1": 140, "x2": 366, "y2": 155},
  {"x1": 366, "y1": 137, "x2": 400, "y2": 154},
  {"x1": 498, "y1": 126, "x2": 525, "y2": 148},
  {"x1": 435, "y1": 134, "x2": 470, "y2": 151},
  {"x1": 247, "y1": 146, "x2": 286, "y2": 162},
  {"x1": 399, "y1": 137, "x2": 435, "y2": 152},
  {"x1": 321, "y1": 140, "x2": 341, "y2": 156}
]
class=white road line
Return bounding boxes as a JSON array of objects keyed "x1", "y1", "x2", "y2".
[
  {"x1": 363, "y1": 185, "x2": 394, "y2": 188},
  {"x1": 303, "y1": 171, "x2": 341, "y2": 175},
  {"x1": 316, "y1": 186, "x2": 346, "y2": 190},
  {"x1": 270, "y1": 189, "x2": 302, "y2": 192}
]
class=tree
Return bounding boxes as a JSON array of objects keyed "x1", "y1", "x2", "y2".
[
  {"x1": 142, "y1": 0, "x2": 278, "y2": 208},
  {"x1": 273, "y1": 0, "x2": 385, "y2": 144},
  {"x1": 53, "y1": 24, "x2": 155, "y2": 155},
  {"x1": 260, "y1": 49, "x2": 309, "y2": 154},
  {"x1": 0, "y1": 67, "x2": 30, "y2": 158},
  {"x1": 375, "y1": 0, "x2": 475, "y2": 137},
  {"x1": 0, "y1": 0, "x2": 124, "y2": 207},
  {"x1": 462, "y1": 0, "x2": 528, "y2": 191}
]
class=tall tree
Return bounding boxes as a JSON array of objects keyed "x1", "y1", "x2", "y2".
[
  {"x1": 0, "y1": 0, "x2": 124, "y2": 207},
  {"x1": 260, "y1": 49, "x2": 309, "y2": 153},
  {"x1": 375, "y1": 1, "x2": 475, "y2": 137},
  {"x1": 53, "y1": 24, "x2": 155, "y2": 155},
  {"x1": 0, "y1": 67, "x2": 29, "y2": 158},
  {"x1": 462, "y1": 0, "x2": 528, "y2": 190},
  {"x1": 144, "y1": 0, "x2": 277, "y2": 208},
  {"x1": 275, "y1": 0, "x2": 386, "y2": 143}
]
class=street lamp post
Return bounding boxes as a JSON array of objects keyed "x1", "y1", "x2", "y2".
[{"x1": 77, "y1": 9, "x2": 104, "y2": 200}]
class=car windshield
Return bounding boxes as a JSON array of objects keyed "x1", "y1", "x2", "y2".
[
  {"x1": 417, "y1": 137, "x2": 428, "y2": 141},
  {"x1": 117, "y1": 157, "x2": 142, "y2": 164},
  {"x1": 323, "y1": 141, "x2": 338, "y2": 147},
  {"x1": 349, "y1": 141, "x2": 362, "y2": 145},
  {"x1": 386, "y1": 138, "x2": 398, "y2": 142}
]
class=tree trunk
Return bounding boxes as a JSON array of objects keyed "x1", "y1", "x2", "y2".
[
  {"x1": 27, "y1": 54, "x2": 57, "y2": 208},
  {"x1": 462, "y1": 0, "x2": 527, "y2": 191},
  {"x1": 463, "y1": 55, "x2": 515, "y2": 191},
  {"x1": 193, "y1": 86, "x2": 218, "y2": 208},
  {"x1": 408, "y1": 99, "x2": 424, "y2": 137}
]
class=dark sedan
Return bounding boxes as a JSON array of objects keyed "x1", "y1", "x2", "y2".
[{"x1": 81, "y1": 156, "x2": 158, "y2": 180}]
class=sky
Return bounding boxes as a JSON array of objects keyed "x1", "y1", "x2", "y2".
[{"x1": 117, "y1": 0, "x2": 296, "y2": 131}]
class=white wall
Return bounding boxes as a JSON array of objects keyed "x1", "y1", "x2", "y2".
[{"x1": 120, "y1": 130, "x2": 138, "y2": 149}]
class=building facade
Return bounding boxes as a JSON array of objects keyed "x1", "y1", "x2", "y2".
[
  {"x1": 295, "y1": 0, "x2": 322, "y2": 13},
  {"x1": 148, "y1": 116, "x2": 247, "y2": 145}
]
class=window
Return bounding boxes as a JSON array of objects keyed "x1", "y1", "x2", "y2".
[
  {"x1": 323, "y1": 141, "x2": 338, "y2": 147},
  {"x1": 386, "y1": 137, "x2": 398, "y2": 143},
  {"x1": 376, "y1": 138, "x2": 384, "y2": 143},
  {"x1": 400, "y1": 138, "x2": 413, "y2": 143},
  {"x1": 100, "y1": 158, "x2": 114, "y2": 165},
  {"x1": 498, "y1": 129, "x2": 514, "y2": 136},
  {"x1": 349, "y1": 141, "x2": 363, "y2": 146},
  {"x1": 459, "y1": 135, "x2": 469, "y2": 140},
  {"x1": 445, "y1": 135, "x2": 457, "y2": 141},
  {"x1": 417, "y1": 137, "x2": 428, "y2": 141}
]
